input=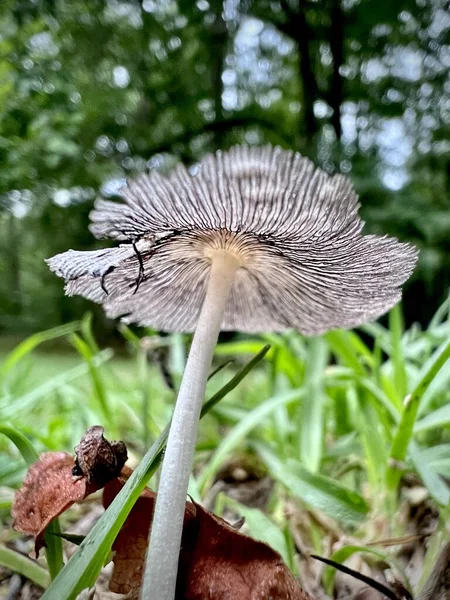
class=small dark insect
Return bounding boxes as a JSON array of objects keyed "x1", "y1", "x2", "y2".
[{"x1": 72, "y1": 425, "x2": 127, "y2": 487}]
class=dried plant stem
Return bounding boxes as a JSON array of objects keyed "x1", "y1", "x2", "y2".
[{"x1": 141, "y1": 250, "x2": 239, "y2": 600}]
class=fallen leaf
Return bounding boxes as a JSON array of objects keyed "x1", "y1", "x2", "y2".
[
  {"x1": 103, "y1": 469, "x2": 312, "y2": 600},
  {"x1": 12, "y1": 427, "x2": 127, "y2": 555},
  {"x1": 179, "y1": 503, "x2": 311, "y2": 600},
  {"x1": 102, "y1": 468, "x2": 196, "y2": 596},
  {"x1": 73, "y1": 425, "x2": 127, "y2": 486},
  {"x1": 12, "y1": 452, "x2": 92, "y2": 555}
]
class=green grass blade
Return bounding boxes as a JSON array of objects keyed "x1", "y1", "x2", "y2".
[
  {"x1": 428, "y1": 294, "x2": 450, "y2": 329},
  {"x1": 354, "y1": 376, "x2": 400, "y2": 421},
  {"x1": 80, "y1": 313, "x2": 100, "y2": 354},
  {"x1": 44, "y1": 519, "x2": 65, "y2": 581},
  {"x1": 300, "y1": 336, "x2": 328, "y2": 471},
  {"x1": 50, "y1": 533, "x2": 86, "y2": 546},
  {"x1": 41, "y1": 346, "x2": 268, "y2": 600},
  {"x1": 202, "y1": 344, "x2": 270, "y2": 415},
  {"x1": 386, "y1": 338, "x2": 450, "y2": 491},
  {"x1": 0, "y1": 425, "x2": 64, "y2": 579},
  {"x1": 414, "y1": 404, "x2": 450, "y2": 433},
  {"x1": 349, "y1": 388, "x2": 387, "y2": 494},
  {"x1": 215, "y1": 340, "x2": 272, "y2": 356},
  {"x1": 70, "y1": 334, "x2": 112, "y2": 429},
  {"x1": 0, "y1": 322, "x2": 80, "y2": 377},
  {"x1": 326, "y1": 330, "x2": 371, "y2": 374},
  {"x1": 198, "y1": 388, "x2": 304, "y2": 493},
  {"x1": 416, "y1": 444, "x2": 450, "y2": 478},
  {"x1": 0, "y1": 350, "x2": 113, "y2": 419},
  {"x1": 255, "y1": 443, "x2": 369, "y2": 524},
  {"x1": 360, "y1": 322, "x2": 391, "y2": 353},
  {"x1": 0, "y1": 425, "x2": 39, "y2": 464},
  {"x1": 0, "y1": 545, "x2": 50, "y2": 589},
  {"x1": 389, "y1": 304, "x2": 407, "y2": 403},
  {"x1": 409, "y1": 442, "x2": 450, "y2": 506}
]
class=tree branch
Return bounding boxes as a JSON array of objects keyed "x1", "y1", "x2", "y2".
[
  {"x1": 294, "y1": 0, "x2": 321, "y2": 143},
  {"x1": 209, "y1": 0, "x2": 228, "y2": 149}
]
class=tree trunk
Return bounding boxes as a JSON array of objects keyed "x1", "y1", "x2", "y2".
[
  {"x1": 329, "y1": 0, "x2": 344, "y2": 141},
  {"x1": 279, "y1": 0, "x2": 320, "y2": 151},
  {"x1": 210, "y1": 1, "x2": 227, "y2": 149}
]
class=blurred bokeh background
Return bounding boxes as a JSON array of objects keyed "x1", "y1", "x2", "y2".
[{"x1": 1, "y1": 0, "x2": 449, "y2": 338}]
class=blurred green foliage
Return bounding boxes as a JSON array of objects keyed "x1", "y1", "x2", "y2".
[{"x1": 0, "y1": 0, "x2": 449, "y2": 334}]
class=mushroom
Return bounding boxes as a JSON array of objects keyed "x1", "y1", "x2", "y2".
[{"x1": 47, "y1": 145, "x2": 418, "y2": 600}]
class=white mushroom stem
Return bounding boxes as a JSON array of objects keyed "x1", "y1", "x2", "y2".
[{"x1": 141, "y1": 250, "x2": 240, "y2": 600}]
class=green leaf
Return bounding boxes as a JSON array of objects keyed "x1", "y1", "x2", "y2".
[
  {"x1": 80, "y1": 313, "x2": 99, "y2": 354},
  {"x1": 197, "y1": 388, "x2": 305, "y2": 493},
  {"x1": 389, "y1": 304, "x2": 407, "y2": 406},
  {"x1": 50, "y1": 532, "x2": 86, "y2": 546},
  {"x1": 202, "y1": 345, "x2": 271, "y2": 415},
  {"x1": 326, "y1": 330, "x2": 371, "y2": 374},
  {"x1": 216, "y1": 340, "x2": 275, "y2": 358},
  {"x1": 414, "y1": 404, "x2": 450, "y2": 433},
  {"x1": 349, "y1": 387, "x2": 388, "y2": 493},
  {"x1": 276, "y1": 456, "x2": 365, "y2": 520},
  {"x1": 0, "y1": 424, "x2": 39, "y2": 465},
  {"x1": 0, "y1": 322, "x2": 80, "y2": 377},
  {"x1": 0, "y1": 350, "x2": 113, "y2": 419},
  {"x1": 428, "y1": 294, "x2": 450, "y2": 330},
  {"x1": 300, "y1": 336, "x2": 328, "y2": 472},
  {"x1": 387, "y1": 337, "x2": 450, "y2": 491},
  {"x1": 255, "y1": 444, "x2": 369, "y2": 524},
  {"x1": 0, "y1": 545, "x2": 50, "y2": 589},
  {"x1": 409, "y1": 442, "x2": 450, "y2": 506},
  {"x1": 416, "y1": 444, "x2": 450, "y2": 478},
  {"x1": 70, "y1": 334, "x2": 112, "y2": 429}
]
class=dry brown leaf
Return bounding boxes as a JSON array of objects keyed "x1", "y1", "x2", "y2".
[
  {"x1": 102, "y1": 468, "x2": 196, "y2": 597},
  {"x1": 12, "y1": 426, "x2": 127, "y2": 555},
  {"x1": 73, "y1": 425, "x2": 127, "y2": 486},
  {"x1": 12, "y1": 452, "x2": 92, "y2": 555},
  {"x1": 103, "y1": 469, "x2": 313, "y2": 600}
]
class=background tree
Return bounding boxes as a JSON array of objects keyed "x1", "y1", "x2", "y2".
[{"x1": 0, "y1": 0, "x2": 449, "y2": 335}]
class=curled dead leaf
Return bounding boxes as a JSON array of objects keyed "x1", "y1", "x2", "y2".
[
  {"x1": 103, "y1": 469, "x2": 313, "y2": 600},
  {"x1": 73, "y1": 425, "x2": 127, "y2": 486},
  {"x1": 12, "y1": 452, "x2": 92, "y2": 555},
  {"x1": 12, "y1": 426, "x2": 127, "y2": 555}
]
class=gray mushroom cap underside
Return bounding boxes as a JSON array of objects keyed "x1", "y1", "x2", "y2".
[{"x1": 47, "y1": 145, "x2": 418, "y2": 334}]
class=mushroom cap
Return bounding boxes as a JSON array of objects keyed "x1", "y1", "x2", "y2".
[{"x1": 47, "y1": 145, "x2": 418, "y2": 334}]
